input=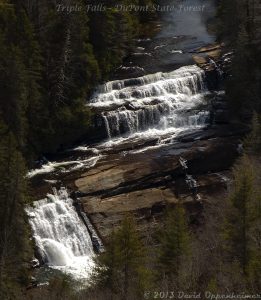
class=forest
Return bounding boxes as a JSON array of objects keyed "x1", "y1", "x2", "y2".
[{"x1": 0, "y1": 0, "x2": 260, "y2": 299}]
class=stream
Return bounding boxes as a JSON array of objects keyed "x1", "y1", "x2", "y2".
[{"x1": 27, "y1": 0, "x2": 242, "y2": 282}]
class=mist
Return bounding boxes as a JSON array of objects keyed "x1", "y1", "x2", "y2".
[{"x1": 158, "y1": 0, "x2": 216, "y2": 44}]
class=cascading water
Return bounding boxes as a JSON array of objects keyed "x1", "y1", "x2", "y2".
[
  {"x1": 26, "y1": 188, "x2": 94, "y2": 279},
  {"x1": 26, "y1": 66, "x2": 216, "y2": 282},
  {"x1": 25, "y1": 0, "x2": 220, "y2": 286},
  {"x1": 89, "y1": 65, "x2": 210, "y2": 138}
]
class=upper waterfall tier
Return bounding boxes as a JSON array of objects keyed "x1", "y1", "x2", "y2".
[
  {"x1": 91, "y1": 65, "x2": 205, "y2": 105},
  {"x1": 89, "y1": 65, "x2": 209, "y2": 138}
]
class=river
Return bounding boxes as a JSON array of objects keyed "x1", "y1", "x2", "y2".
[{"x1": 27, "y1": 0, "x2": 243, "y2": 281}]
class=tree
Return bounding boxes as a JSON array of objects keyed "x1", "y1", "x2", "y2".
[
  {"x1": 157, "y1": 205, "x2": 191, "y2": 289},
  {"x1": 0, "y1": 0, "x2": 158, "y2": 157},
  {"x1": 221, "y1": 154, "x2": 261, "y2": 292},
  {"x1": 218, "y1": 0, "x2": 239, "y2": 44},
  {"x1": 219, "y1": 0, "x2": 261, "y2": 117},
  {"x1": 0, "y1": 3, "x2": 28, "y2": 147},
  {"x1": 94, "y1": 215, "x2": 151, "y2": 300},
  {"x1": 244, "y1": 112, "x2": 261, "y2": 155},
  {"x1": 0, "y1": 118, "x2": 31, "y2": 299},
  {"x1": 223, "y1": 155, "x2": 260, "y2": 277},
  {"x1": 224, "y1": 156, "x2": 254, "y2": 273}
]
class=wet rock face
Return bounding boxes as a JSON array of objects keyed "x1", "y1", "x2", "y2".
[
  {"x1": 30, "y1": 52, "x2": 242, "y2": 244},
  {"x1": 72, "y1": 51, "x2": 246, "y2": 240},
  {"x1": 29, "y1": 3, "x2": 239, "y2": 244},
  {"x1": 205, "y1": 69, "x2": 221, "y2": 90},
  {"x1": 75, "y1": 127, "x2": 243, "y2": 241},
  {"x1": 76, "y1": 135, "x2": 238, "y2": 196},
  {"x1": 192, "y1": 43, "x2": 235, "y2": 91}
]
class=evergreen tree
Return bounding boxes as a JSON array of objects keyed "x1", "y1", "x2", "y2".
[
  {"x1": 247, "y1": 187, "x2": 261, "y2": 292},
  {"x1": 226, "y1": 27, "x2": 259, "y2": 116},
  {"x1": 246, "y1": 160, "x2": 261, "y2": 291},
  {"x1": 219, "y1": 0, "x2": 261, "y2": 117},
  {"x1": 0, "y1": 118, "x2": 31, "y2": 299},
  {"x1": 218, "y1": 0, "x2": 239, "y2": 45},
  {"x1": 223, "y1": 156, "x2": 255, "y2": 274},
  {"x1": 244, "y1": 112, "x2": 261, "y2": 155},
  {"x1": 221, "y1": 154, "x2": 261, "y2": 291},
  {"x1": 157, "y1": 205, "x2": 191, "y2": 288},
  {"x1": 95, "y1": 215, "x2": 151, "y2": 300},
  {"x1": 0, "y1": 0, "x2": 158, "y2": 156},
  {"x1": 0, "y1": 2, "x2": 28, "y2": 147}
]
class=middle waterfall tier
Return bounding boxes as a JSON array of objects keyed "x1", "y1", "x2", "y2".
[{"x1": 89, "y1": 65, "x2": 210, "y2": 139}]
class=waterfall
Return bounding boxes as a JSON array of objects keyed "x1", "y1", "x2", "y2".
[
  {"x1": 89, "y1": 65, "x2": 209, "y2": 139},
  {"x1": 26, "y1": 188, "x2": 94, "y2": 279}
]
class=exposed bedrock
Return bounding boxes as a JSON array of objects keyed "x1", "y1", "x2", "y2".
[{"x1": 76, "y1": 127, "x2": 243, "y2": 241}]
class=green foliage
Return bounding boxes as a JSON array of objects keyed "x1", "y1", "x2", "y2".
[
  {"x1": 244, "y1": 112, "x2": 261, "y2": 154},
  {"x1": 0, "y1": 118, "x2": 32, "y2": 299},
  {"x1": 217, "y1": 0, "x2": 240, "y2": 45},
  {"x1": 0, "y1": 0, "x2": 157, "y2": 156},
  {"x1": 206, "y1": 278, "x2": 218, "y2": 294},
  {"x1": 27, "y1": 274, "x2": 80, "y2": 300},
  {"x1": 47, "y1": 274, "x2": 75, "y2": 300},
  {"x1": 0, "y1": 3, "x2": 28, "y2": 147},
  {"x1": 218, "y1": 0, "x2": 261, "y2": 117},
  {"x1": 0, "y1": 1, "x2": 158, "y2": 297},
  {"x1": 218, "y1": 2, "x2": 261, "y2": 285},
  {"x1": 225, "y1": 27, "x2": 259, "y2": 116},
  {"x1": 226, "y1": 156, "x2": 254, "y2": 271},
  {"x1": 89, "y1": 8, "x2": 135, "y2": 77},
  {"x1": 223, "y1": 155, "x2": 261, "y2": 288},
  {"x1": 89, "y1": 207, "x2": 192, "y2": 298},
  {"x1": 247, "y1": 250, "x2": 261, "y2": 292},
  {"x1": 157, "y1": 205, "x2": 191, "y2": 288},
  {"x1": 88, "y1": 0, "x2": 156, "y2": 79},
  {"x1": 94, "y1": 215, "x2": 152, "y2": 299}
]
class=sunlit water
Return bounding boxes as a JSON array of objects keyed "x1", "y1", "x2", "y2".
[{"x1": 26, "y1": 188, "x2": 95, "y2": 280}]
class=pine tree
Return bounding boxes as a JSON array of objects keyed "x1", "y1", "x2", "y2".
[
  {"x1": 0, "y1": 1, "x2": 47, "y2": 158},
  {"x1": 218, "y1": 0, "x2": 239, "y2": 44},
  {"x1": 0, "y1": 118, "x2": 31, "y2": 299},
  {"x1": 223, "y1": 156, "x2": 255, "y2": 274},
  {"x1": 0, "y1": 0, "x2": 159, "y2": 156},
  {"x1": 246, "y1": 162, "x2": 261, "y2": 291},
  {"x1": 222, "y1": 154, "x2": 261, "y2": 292},
  {"x1": 157, "y1": 205, "x2": 191, "y2": 288},
  {"x1": 226, "y1": 25, "x2": 259, "y2": 116},
  {"x1": 95, "y1": 215, "x2": 151, "y2": 300},
  {"x1": 219, "y1": 0, "x2": 261, "y2": 117},
  {"x1": 0, "y1": 3, "x2": 28, "y2": 147},
  {"x1": 244, "y1": 112, "x2": 261, "y2": 155}
]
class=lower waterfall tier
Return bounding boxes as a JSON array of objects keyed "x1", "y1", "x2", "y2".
[{"x1": 26, "y1": 188, "x2": 94, "y2": 279}]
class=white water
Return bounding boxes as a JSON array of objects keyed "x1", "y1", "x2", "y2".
[
  {"x1": 26, "y1": 188, "x2": 94, "y2": 279},
  {"x1": 90, "y1": 65, "x2": 209, "y2": 138},
  {"x1": 28, "y1": 66, "x2": 210, "y2": 178},
  {"x1": 25, "y1": 2, "x2": 218, "y2": 286},
  {"x1": 91, "y1": 65, "x2": 204, "y2": 102},
  {"x1": 27, "y1": 155, "x2": 100, "y2": 178}
]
